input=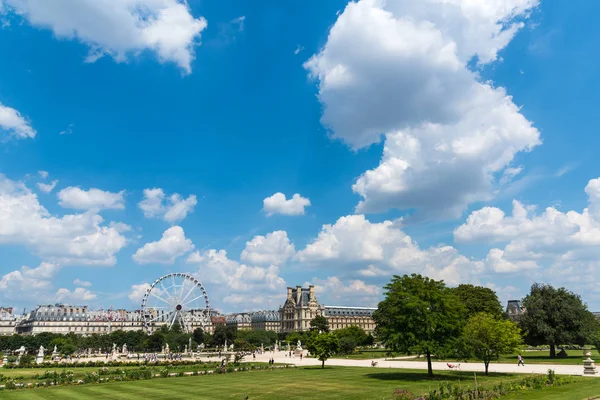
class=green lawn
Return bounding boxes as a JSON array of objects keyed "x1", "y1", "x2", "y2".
[
  {"x1": 1, "y1": 366, "x2": 599, "y2": 400},
  {"x1": 422, "y1": 349, "x2": 600, "y2": 366},
  {"x1": 0, "y1": 362, "x2": 274, "y2": 383}
]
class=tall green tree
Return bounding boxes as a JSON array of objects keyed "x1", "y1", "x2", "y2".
[
  {"x1": 519, "y1": 283, "x2": 599, "y2": 358},
  {"x1": 452, "y1": 284, "x2": 504, "y2": 319},
  {"x1": 334, "y1": 326, "x2": 369, "y2": 346},
  {"x1": 306, "y1": 331, "x2": 340, "y2": 368},
  {"x1": 310, "y1": 315, "x2": 330, "y2": 333},
  {"x1": 373, "y1": 274, "x2": 465, "y2": 377},
  {"x1": 464, "y1": 313, "x2": 522, "y2": 375}
]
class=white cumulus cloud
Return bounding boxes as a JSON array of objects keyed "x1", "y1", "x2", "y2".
[
  {"x1": 0, "y1": 101, "x2": 36, "y2": 139},
  {"x1": 132, "y1": 226, "x2": 194, "y2": 264},
  {"x1": 37, "y1": 180, "x2": 58, "y2": 193},
  {"x1": 73, "y1": 278, "x2": 92, "y2": 287},
  {"x1": 128, "y1": 283, "x2": 151, "y2": 303},
  {"x1": 58, "y1": 186, "x2": 125, "y2": 210},
  {"x1": 305, "y1": 0, "x2": 540, "y2": 219},
  {"x1": 138, "y1": 188, "x2": 197, "y2": 223},
  {"x1": 263, "y1": 192, "x2": 310, "y2": 216},
  {"x1": 56, "y1": 287, "x2": 96, "y2": 302},
  {"x1": 297, "y1": 214, "x2": 483, "y2": 286},
  {"x1": 240, "y1": 230, "x2": 295, "y2": 266},
  {"x1": 0, "y1": 174, "x2": 128, "y2": 265},
  {"x1": 1, "y1": 0, "x2": 207, "y2": 74}
]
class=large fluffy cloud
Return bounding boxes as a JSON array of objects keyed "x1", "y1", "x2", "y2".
[
  {"x1": 56, "y1": 287, "x2": 97, "y2": 302},
  {"x1": 240, "y1": 230, "x2": 295, "y2": 266},
  {"x1": 1, "y1": 0, "x2": 207, "y2": 74},
  {"x1": 306, "y1": 276, "x2": 380, "y2": 307},
  {"x1": 58, "y1": 186, "x2": 125, "y2": 210},
  {"x1": 138, "y1": 188, "x2": 197, "y2": 224},
  {"x1": 297, "y1": 214, "x2": 483, "y2": 285},
  {"x1": 187, "y1": 249, "x2": 286, "y2": 311},
  {"x1": 0, "y1": 101, "x2": 36, "y2": 139},
  {"x1": 0, "y1": 174, "x2": 128, "y2": 265},
  {"x1": 128, "y1": 283, "x2": 151, "y2": 303},
  {"x1": 305, "y1": 0, "x2": 540, "y2": 218},
  {"x1": 132, "y1": 226, "x2": 194, "y2": 264},
  {"x1": 0, "y1": 262, "x2": 59, "y2": 301},
  {"x1": 455, "y1": 178, "x2": 600, "y2": 276},
  {"x1": 262, "y1": 193, "x2": 310, "y2": 216}
]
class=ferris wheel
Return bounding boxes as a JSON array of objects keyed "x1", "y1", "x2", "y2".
[{"x1": 141, "y1": 273, "x2": 211, "y2": 333}]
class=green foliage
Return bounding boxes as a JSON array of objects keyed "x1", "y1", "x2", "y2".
[
  {"x1": 334, "y1": 326, "x2": 370, "y2": 346},
  {"x1": 233, "y1": 338, "x2": 254, "y2": 352},
  {"x1": 338, "y1": 336, "x2": 357, "y2": 355},
  {"x1": 192, "y1": 328, "x2": 204, "y2": 347},
  {"x1": 310, "y1": 315, "x2": 329, "y2": 333},
  {"x1": 212, "y1": 325, "x2": 237, "y2": 346},
  {"x1": 236, "y1": 329, "x2": 277, "y2": 347},
  {"x1": 452, "y1": 284, "x2": 503, "y2": 319},
  {"x1": 306, "y1": 331, "x2": 340, "y2": 368},
  {"x1": 373, "y1": 274, "x2": 465, "y2": 377},
  {"x1": 463, "y1": 312, "x2": 522, "y2": 375},
  {"x1": 519, "y1": 283, "x2": 599, "y2": 357}
]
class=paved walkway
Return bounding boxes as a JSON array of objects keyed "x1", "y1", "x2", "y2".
[{"x1": 253, "y1": 351, "x2": 599, "y2": 377}]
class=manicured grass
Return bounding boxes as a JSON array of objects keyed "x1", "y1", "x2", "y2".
[
  {"x1": 501, "y1": 378, "x2": 600, "y2": 399},
  {"x1": 2, "y1": 366, "x2": 596, "y2": 400},
  {"x1": 424, "y1": 349, "x2": 600, "y2": 366}
]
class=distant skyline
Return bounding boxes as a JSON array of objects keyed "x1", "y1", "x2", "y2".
[{"x1": 1, "y1": 0, "x2": 600, "y2": 313}]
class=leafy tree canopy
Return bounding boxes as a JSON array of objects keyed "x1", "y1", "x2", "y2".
[
  {"x1": 373, "y1": 274, "x2": 465, "y2": 376},
  {"x1": 306, "y1": 331, "x2": 340, "y2": 368},
  {"x1": 452, "y1": 284, "x2": 504, "y2": 319},
  {"x1": 464, "y1": 312, "x2": 522, "y2": 375},
  {"x1": 519, "y1": 283, "x2": 599, "y2": 357},
  {"x1": 310, "y1": 315, "x2": 330, "y2": 333}
]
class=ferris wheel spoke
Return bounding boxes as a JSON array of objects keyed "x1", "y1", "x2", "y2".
[
  {"x1": 159, "y1": 281, "x2": 175, "y2": 305},
  {"x1": 168, "y1": 310, "x2": 179, "y2": 329},
  {"x1": 149, "y1": 291, "x2": 172, "y2": 306},
  {"x1": 180, "y1": 283, "x2": 197, "y2": 305},
  {"x1": 182, "y1": 293, "x2": 205, "y2": 307}
]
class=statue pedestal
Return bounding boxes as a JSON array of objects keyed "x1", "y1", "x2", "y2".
[
  {"x1": 583, "y1": 358, "x2": 597, "y2": 375},
  {"x1": 36, "y1": 355, "x2": 44, "y2": 365},
  {"x1": 1, "y1": 355, "x2": 7, "y2": 367},
  {"x1": 294, "y1": 348, "x2": 303, "y2": 356}
]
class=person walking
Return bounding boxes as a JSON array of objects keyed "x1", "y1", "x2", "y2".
[{"x1": 517, "y1": 354, "x2": 525, "y2": 366}]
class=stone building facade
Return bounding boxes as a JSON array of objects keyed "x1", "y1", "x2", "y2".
[
  {"x1": 279, "y1": 285, "x2": 377, "y2": 334},
  {"x1": 225, "y1": 313, "x2": 252, "y2": 331},
  {"x1": 16, "y1": 304, "x2": 145, "y2": 335},
  {"x1": 250, "y1": 310, "x2": 281, "y2": 332},
  {"x1": 280, "y1": 285, "x2": 324, "y2": 333},
  {"x1": 324, "y1": 306, "x2": 377, "y2": 334},
  {"x1": 0, "y1": 307, "x2": 22, "y2": 336}
]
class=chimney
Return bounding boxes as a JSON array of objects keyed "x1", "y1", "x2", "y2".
[
  {"x1": 287, "y1": 287, "x2": 293, "y2": 300},
  {"x1": 296, "y1": 285, "x2": 302, "y2": 304},
  {"x1": 309, "y1": 285, "x2": 315, "y2": 301}
]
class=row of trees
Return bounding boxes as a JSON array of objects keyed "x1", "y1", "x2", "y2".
[{"x1": 373, "y1": 274, "x2": 600, "y2": 376}]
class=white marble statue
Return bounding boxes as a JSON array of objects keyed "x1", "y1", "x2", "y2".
[
  {"x1": 16, "y1": 346, "x2": 26, "y2": 355},
  {"x1": 53, "y1": 345, "x2": 58, "y2": 354},
  {"x1": 165, "y1": 343, "x2": 170, "y2": 354},
  {"x1": 38, "y1": 345, "x2": 46, "y2": 358},
  {"x1": 224, "y1": 339, "x2": 227, "y2": 352},
  {"x1": 122, "y1": 343, "x2": 127, "y2": 354},
  {"x1": 230, "y1": 343, "x2": 234, "y2": 351},
  {"x1": 112, "y1": 343, "x2": 117, "y2": 354}
]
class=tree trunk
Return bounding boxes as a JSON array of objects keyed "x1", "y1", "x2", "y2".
[
  {"x1": 550, "y1": 344, "x2": 556, "y2": 358},
  {"x1": 426, "y1": 349, "x2": 433, "y2": 377},
  {"x1": 484, "y1": 360, "x2": 489, "y2": 376},
  {"x1": 321, "y1": 359, "x2": 325, "y2": 369}
]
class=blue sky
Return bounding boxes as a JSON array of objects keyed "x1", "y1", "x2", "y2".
[{"x1": 1, "y1": 0, "x2": 600, "y2": 314}]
